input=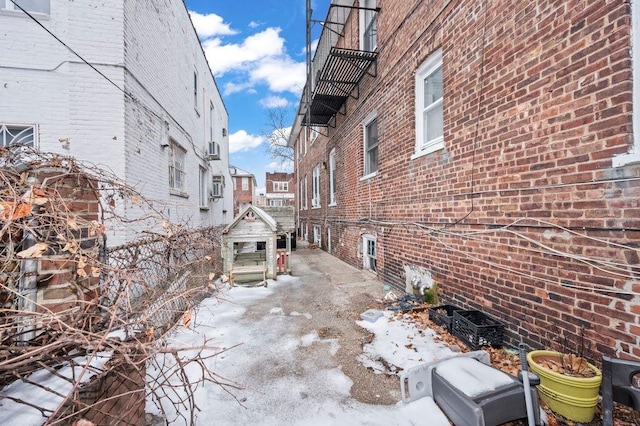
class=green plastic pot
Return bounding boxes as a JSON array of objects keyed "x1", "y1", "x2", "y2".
[{"x1": 527, "y1": 350, "x2": 602, "y2": 422}]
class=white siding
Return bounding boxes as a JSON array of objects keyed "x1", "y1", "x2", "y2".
[{"x1": 0, "y1": 0, "x2": 232, "y2": 244}]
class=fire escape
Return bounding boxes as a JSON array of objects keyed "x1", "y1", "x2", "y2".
[{"x1": 296, "y1": 0, "x2": 380, "y2": 133}]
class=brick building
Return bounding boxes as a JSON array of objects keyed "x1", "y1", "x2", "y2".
[
  {"x1": 289, "y1": 0, "x2": 640, "y2": 359},
  {"x1": 0, "y1": 0, "x2": 233, "y2": 244},
  {"x1": 230, "y1": 166, "x2": 256, "y2": 216},
  {"x1": 265, "y1": 171, "x2": 296, "y2": 208}
]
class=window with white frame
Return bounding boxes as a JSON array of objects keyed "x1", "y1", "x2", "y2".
[
  {"x1": 169, "y1": 141, "x2": 186, "y2": 193},
  {"x1": 310, "y1": 126, "x2": 320, "y2": 144},
  {"x1": 0, "y1": 124, "x2": 36, "y2": 147},
  {"x1": 211, "y1": 175, "x2": 224, "y2": 198},
  {"x1": 359, "y1": 0, "x2": 377, "y2": 51},
  {"x1": 273, "y1": 181, "x2": 289, "y2": 192},
  {"x1": 2, "y1": 0, "x2": 50, "y2": 14},
  {"x1": 329, "y1": 148, "x2": 337, "y2": 205},
  {"x1": 303, "y1": 175, "x2": 308, "y2": 210},
  {"x1": 313, "y1": 225, "x2": 322, "y2": 246},
  {"x1": 193, "y1": 71, "x2": 199, "y2": 111},
  {"x1": 299, "y1": 178, "x2": 303, "y2": 210},
  {"x1": 270, "y1": 199, "x2": 284, "y2": 207},
  {"x1": 615, "y1": 0, "x2": 640, "y2": 166},
  {"x1": 363, "y1": 234, "x2": 377, "y2": 273},
  {"x1": 242, "y1": 177, "x2": 249, "y2": 190},
  {"x1": 209, "y1": 102, "x2": 215, "y2": 141},
  {"x1": 312, "y1": 164, "x2": 321, "y2": 208},
  {"x1": 199, "y1": 167, "x2": 207, "y2": 207},
  {"x1": 414, "y1": 48, "x2": 444, "y2": 156},
  {"x1": 363, "y1": 114, "x2": 378, "y2": 176}
]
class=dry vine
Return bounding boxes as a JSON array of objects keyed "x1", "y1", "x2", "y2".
[{"x1": 0, "y1": 146, "x2": 237, "y2": 425}]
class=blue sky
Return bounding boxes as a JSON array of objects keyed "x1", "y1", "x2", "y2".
[{"x1": 185, "y1": 0, "x2": 330, "y2": 193}]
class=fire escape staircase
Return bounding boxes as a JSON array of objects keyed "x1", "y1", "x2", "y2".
[{"x1": 302, "y1": 2, "x2": 379, "y2": 128}]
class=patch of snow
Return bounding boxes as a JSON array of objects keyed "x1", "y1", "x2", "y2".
[
  {"x1": 269, "y1": 307, "x2": 285, "y2": 315},
  {"x1": 435, "y1": 356, "x2": 514, "y2": 397},
  {"x1": 289, "y1": 311, "x2": 312, "y2": 319},
  {"x1": 0, "y1": 352, "x2": 113, "y2": 425},
  {"x1": 300, "y1": 331, "x2": 320, "y2": 347},
  {"x1": 357, "y1": 311, "x2": 456, "y2": 374}
]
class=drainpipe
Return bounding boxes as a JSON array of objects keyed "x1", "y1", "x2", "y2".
[{"x1": 18, "y1": 177, "x2": 40, "y2": 344}]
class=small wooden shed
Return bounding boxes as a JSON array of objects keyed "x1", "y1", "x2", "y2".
[{"x1": 222, "y1": 206, "x2": 278, "y2": 283}]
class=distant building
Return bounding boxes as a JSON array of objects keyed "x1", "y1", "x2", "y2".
[
  {"x1": 265, "y1": 172, "x2": 295, "y2": 208},
  {"x1": 230, "y1": 166, "x2": 256, "y2": 216},
  {"x1": 0, "y1": 0, "x2": 233, "y2": 244}
]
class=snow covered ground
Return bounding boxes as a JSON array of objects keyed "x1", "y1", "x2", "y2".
[
  {"x1": 147, "y1": 276, "x2": 456, "y2": 425},
  {"x1": 0, "y1": 275, "x2": 464, "y2": 425}
]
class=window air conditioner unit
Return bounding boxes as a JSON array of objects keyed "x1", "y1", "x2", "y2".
[{"x1": 206, "y1": 141, "x2": 220, "y2": 160}]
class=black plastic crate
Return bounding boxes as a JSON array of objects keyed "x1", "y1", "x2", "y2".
[
  {"x1": 428, "y1": 304, "x2": 462, "y2": 332},
  {"x1": 452, "y1": 310, "x2": 505, "y2": 350}
]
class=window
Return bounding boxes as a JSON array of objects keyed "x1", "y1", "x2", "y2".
[
  {"x1": 299, "y1": 178, "x2": 304, "y2": 210},
  {"x1": 233, "y1": 177, "x2": 237, "y2": 190},
  {"x1": 329, "y1": 149, "x2": 336, "y2": 205},
  {"x1": 193, "y1": 71, "x2": 198, "y2": 111},
  {"x1": 199, "y1": 167, "x2": 207, "y2": 207},
  {"x1": 615, "y1": 0, "x2": 640, "y2": 166},
  {"x1": 0, "y1": 124, "x2": 35, "y2": 147},
  {"x1": 2, "y1": 0, "x2": 49, "y2": 14},
  {"x1": 313, "y1": 225, "x2": 321, "y2": 246},
  {"x1": 359, "y1": 0, "x2": 377, "y2": 51},
  {"x1": 242, "y1": 177, "x2": 249, "y2": 191},
  {"x1": 270, "y1": 199, "x2": 284, "y2": 207},
  {"x1": 211, "y1": 175, "x2": 224, "y2": 198},
  {"x1": 363, "y1": 114, "x2": 378, "y2": 177},
  {"x1": 169, "y1": 141, "x2": 186, "y2": 193},
  {"x1": 209, "y1": 102, "x2": 215, "y2": 141},
  {"x1": 303, "y1": 176, "x2": 308, "y2": 210},
  {"x1": 414, "y1": 49, "x2": 444, "y2": 156},
  {"x1": 312, "y1": 164, "x2": 321, "y2": 208},
  {"x1": 310, "y1": 126, "x2": 320, "y2": 144},
  {"x1": 363, "y1": 235, "x2": 377, "y2": 273},
  {"x1": 273, "y1": 181, "x2": 289, "y2": 192}
]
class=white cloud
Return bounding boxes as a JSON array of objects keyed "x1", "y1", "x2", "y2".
[
  {"x1": 188, "y1": 11, "x2": 237, "y2": 39},
  {"x1": 249, "y1": 57, "x2": 306, "y2": 94},
  {"x1": 266, "y1": 160, "x2": 293, "y2": 172},
  {"x1": 229, "y1": 130, "x2": 264, "y2": 153},
  {"x1": 200, "y1": 26, "x2": 306, "y2": 95},
  {"x1": 260, "y1": 96, "x2": 289, "y2": 108},
  {"x1": 299, "y1": 38, "x2": 319, "y2": 56},
  {"x1": 202, "y1": 27, "x2": 285, "y2": 76},
  {"x1": 224, "y1": 81, "x2": 254, "y2": 96},
  {"x1": 248, "y1": 21, "x2": 262, "y2": 28}
]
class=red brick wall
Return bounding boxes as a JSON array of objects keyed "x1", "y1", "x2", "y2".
[
  {"x1": 52, "y1": 351, "x2": 146, "y2": 426},
  {"x1": 296, "y1": 0, "x2": 640, "y2": 359},
  {"x1": 266, "y1": 171, "x2": 296, "y2": 207},
  {"x1": 233, "y1": 176, "x2": 253, "y2": 216},
  {"x1": 32, "y1": 169, "x2": 102, "y2": 313}
]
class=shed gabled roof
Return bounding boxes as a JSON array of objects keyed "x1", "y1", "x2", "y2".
[{"x1": 222, "y1": 205, "x2": 278, "y2": 234}]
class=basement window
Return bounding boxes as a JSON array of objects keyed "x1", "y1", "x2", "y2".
[
  {"x1": 363, "y1": 234, "x2": 377, "y2": 273},
  {"x1": 0, "y1": 124, "x2": 36, "y2": 147}
]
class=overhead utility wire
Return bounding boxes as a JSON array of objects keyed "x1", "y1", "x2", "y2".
[{"x1": 9, "y1": 0, "x2": 129, "y2": 98}]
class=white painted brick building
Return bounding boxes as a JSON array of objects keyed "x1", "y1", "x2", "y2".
[{"x1": 0, "y1": 0, "x2": 232, "y2": 244}]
